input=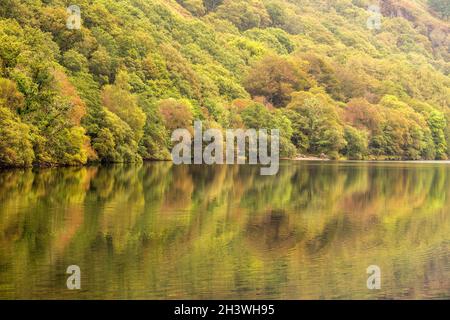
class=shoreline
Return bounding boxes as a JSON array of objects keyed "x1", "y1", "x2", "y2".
[
  {"x1": 283, "y1": 156, "x2": 330, "y2": 161},
  {"x1": 3, "y1": 158, "x2": 450, "y2": 171}
]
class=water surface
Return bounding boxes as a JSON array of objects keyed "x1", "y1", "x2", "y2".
[{"x1": 0, "y1": 161, "x2": 449, "y2": 299}]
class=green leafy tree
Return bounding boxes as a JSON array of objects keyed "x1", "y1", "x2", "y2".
[
  {"x1": 62, "y1": 50, "x2": 89, "y2": 73},
  {"x1": 215, "y1": 0, "x2": 271, "y2": 31},
  {"x1": 343, "y1": 126, "x2": 369, "y2": 160},
  {"x1": 203, "y1": 0, "x2": 224, "y2": 12},
  {"x1": 102, "y1": 70, "x2": 146, "y2": 142},
  {"x1": 266, "y1": 2, "x2": 288, "y2": 27},
  {"x1": 178, "y1": 0, "x2": 206, "y2": 16},
  {"x1": 428, "y1": 0, "x2": 450, "y2": 19},
  {"x1": 427, "y1": 111, "x2": 448, "y2": 159},
  {"x1": 139, "y1": 97, "x2": 171, "y2": 161},
  {"x1": 287, "y1": 91, "x2": 346, "y2": 159},
  {"x1": 0, "y1": 107, "x2": 34, "y2": 166},
  {"x1": 239, "y1": 101, "x2": 296, "y2": 157}
]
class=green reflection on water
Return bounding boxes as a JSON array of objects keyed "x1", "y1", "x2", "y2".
[{"x1": 0, "y1": 161, "x2": 449, "y2": 299}]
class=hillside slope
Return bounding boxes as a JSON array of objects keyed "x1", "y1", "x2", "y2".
[{"x1": 0, "y1": 0, "x2": 449, "y2": 166}]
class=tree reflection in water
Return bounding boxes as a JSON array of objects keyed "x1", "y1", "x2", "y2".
[{"x1": 0, "y1": 161, "x2": 449, "y2": 299}]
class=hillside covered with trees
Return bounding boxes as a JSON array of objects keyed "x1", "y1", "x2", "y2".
[{"x1": 0, "y1": 0, "x2": 449, "y2": 166}]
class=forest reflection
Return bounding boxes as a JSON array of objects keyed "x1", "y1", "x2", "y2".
[{"x1": 0, "y1": 161, "x2": 449, "y2": 299}]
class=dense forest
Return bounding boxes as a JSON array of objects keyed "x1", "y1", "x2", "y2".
[{"x1": 0, "y1": 0, "x2": 449, "y2": 166}]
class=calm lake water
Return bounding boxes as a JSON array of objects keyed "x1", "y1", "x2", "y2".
[{"x1": 0, "y1": 161, "x2": 449, "y2": 299}]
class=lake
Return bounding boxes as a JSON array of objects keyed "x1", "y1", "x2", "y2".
[{"x1": 0, "y1": 161, "x2": 449, "y2": 299}]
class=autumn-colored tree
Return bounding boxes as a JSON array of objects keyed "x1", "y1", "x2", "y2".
[
  {"x1": 52, "y1": 69, "x2": 86, "y2": 126},
  {"x1": 245, "y1": 55, "x2": 311, "y2": 107},
  {"x1": 158, "y1": 98, "x2": 194, "y2": 132},
  {"x1": 343, "y1": 98, "x2": 383, "y2": 134},
  {"x1": 301, "y1": 53, "x2": 343, "y2": 101}
]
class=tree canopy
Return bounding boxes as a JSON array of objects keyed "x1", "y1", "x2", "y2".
[{"x1": 0, "y1": 0, "x2": 449, "y2": 166}]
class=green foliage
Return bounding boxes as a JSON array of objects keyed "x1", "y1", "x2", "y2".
[
  {"x1": 139, "y1": 97, "x2": 171, "y2": 161},
  {"x1": 102, "y1": 70, "x2": 146, "y2": 141},
  {"x1": 0, "y1": 107, "x2": 34, "y2": 166},
  {"x1": 214, "y1": 0, "x2": 271, "y2": 31},
  {"x1": 427, "y1": 111, "x2": 448, "y2": 159},
  {"x1": 287, "y1": 91, "x2": 346, "y2": 159},
  {"x1": 343, "y1": 126, "x2": 369, "y2": 160},
  {"x1": 203, "y1": 0, "x2": 224, "y2": 12},
  {"x1": 0, "y1": 77, "x2": 24, "y2": 112},
  {"x1": 177, "y1": 0, "x2": 206, "y2": 16},
  {"x1": 265, "y1": 2, "x2": 288, "y2": 28},
  {"x1": 50, "y1": 126, "x2": 89, "y2": 165},
  {"x1": 92, "y1": 109, "x2": 141, "y2": 163},
  {"x1": 0, "y1": 0, "x2": 449, "y2": 166},
  {"x1": 428, "y1": 0, "x2": 450, "y2": 19},
  {"x1": 62, "y1": 49, "x2": 88, "y2": 73},
  {"x1": 239, "y1": 101, "x2": 296, "y2": 157}
]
